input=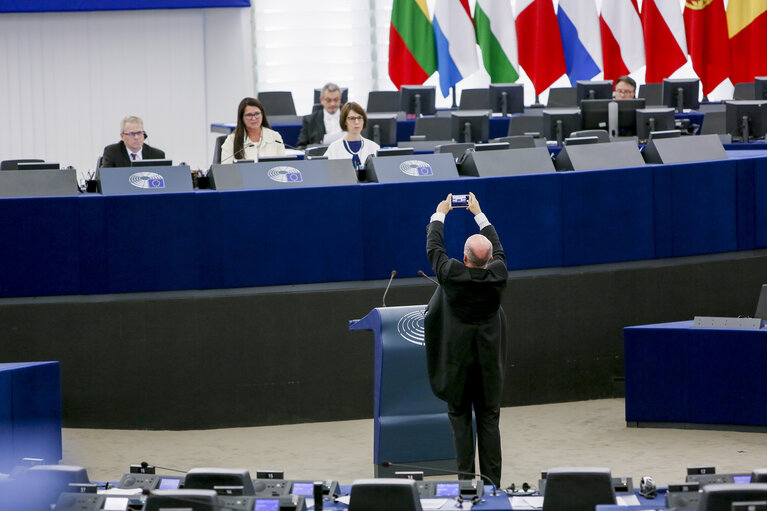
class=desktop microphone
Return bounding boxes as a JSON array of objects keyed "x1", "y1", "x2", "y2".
[
  {"x1": 140, "y1": 461, "x2": 188, "y2": 474},
  {"x1": 417, "y1": 270, "x2": 439, "y2": 286},
  {"x1": 380, "y1": 461, "x2": 497, "y2": 496},
  {"x1": 382, "y1": 270, "x2": 396, "y2": 307},
  {"x1": 220, "y1": 142, "x2": 255, "y2": 164}
]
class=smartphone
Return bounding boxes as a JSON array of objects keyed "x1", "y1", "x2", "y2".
[{"x1": 451, "y1": 194, "x2": 470, "y2": 208}]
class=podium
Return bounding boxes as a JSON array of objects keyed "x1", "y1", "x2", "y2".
[{"x1": 349, "y1": 306, "x2": 456, "y2": 477}]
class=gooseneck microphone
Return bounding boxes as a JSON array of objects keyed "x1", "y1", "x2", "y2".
[
  {"x1": 141, "y1": 461, "x2": 187, "y2": 474},
  {"x1": 220, "y1": 142, "x2": 255, "y2": 164},
  {"x1": 382, "y1": 270, "x2": 396, "y2": 307},
  {"x1": 380, "y1": 461, "x2": 497, "y2": 496},
  {"x1": 417, "y1": 270, "x2": 439, "y2": 286}
]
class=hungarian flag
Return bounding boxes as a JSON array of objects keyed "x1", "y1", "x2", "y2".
[
  {"x1": 642, "y1": 0, "x2": 687, "y2": 83},
  {"x1": 684, "y1": 0, "x2": 730, "y2": 95},
  {"x1": 389, "y1": 0, "x2": 438, "y2": 89},
  {"x1": 475, "y1": 0, "x2": 519, "y2": 83},
  {"x1": 727, "y1": 0, "x2": 767, "y2": 84},
  {"x1": 515, "y1": 0, "x2": 566, "y2": 95},
  {"x1": 600, "y1": 0, "x2": 645, "y2": 83}
]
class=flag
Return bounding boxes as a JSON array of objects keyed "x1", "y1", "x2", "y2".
[
  {"x1": 684, "y1": 0, "x2": 730, "y2": 96},
  {"x1": 557, "y1": 0, "x2": 603, "y2": 86},
  {"x1": 727, "y1": 0, "x2": 767, "y2": 84},
  {"x1": 389, "y1": 0, "x2": 438, "y2": 89},
  {"x1": 600, "y1": 0, "x2": 645, "y2": 83},
  {"x1": 515, "y1": 0, "x2": 566, "y2": 95},
  {"x1": 475, "y1": 0, "x2": 519, "y2": 83},
  {"x1": 433, "y1": 0, "x2": 479, "y2": 97},
  {"x1": 642, "y1": 0, "x2": 688, "y2": 83}
]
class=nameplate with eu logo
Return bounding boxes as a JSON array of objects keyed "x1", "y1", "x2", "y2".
[
  {"x1": 97, "y1": 165, "x2": 193, "y2": 195},
  {"x1": 364, "y1": 153, "x2": 459, "y2": 183},
  {"x1": 209, "y1": 159, "x2": 357, "y2": 191}
]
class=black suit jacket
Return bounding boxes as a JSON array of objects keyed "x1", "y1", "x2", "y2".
[
  {"x1": 424, "y1": 221, "x2": 508, "y2": 407},
  {"x1": 100, "y1": 141, "x2": 166, "y2": 168},
  {"x1": 296, "y1": 109, "x2": 326, "y2": 148}
]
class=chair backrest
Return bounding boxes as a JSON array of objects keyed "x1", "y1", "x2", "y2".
[
  {"x1": 547, "y1": 87, "x2": 578, "y2": 107},
  {"x1": 734, "y1": 82, "x2": 756, "y2": 100},
  {"x1": 570, "y1": 129, "x2": 610, "y2": 143},
  {"x1": 434, "y1": 142, "x2": 474, "y2": 160},
  {"x1": 1, "y1": 159, "x2": 44, "y2": 170},
  {"x1": 257, "y1": 91, "x2": 297, "y2": 115},
  {"x1": 639, "y1": 83, "x2": 663, "y2": 106},
  {"x1": 542, "y1": 467, "x2": 616, "y2": 511},
  {"x1": 349, "y1": 479, "x2": 422, "y2": 511},
  {"x1": 459, "y1": 88, "x2": 491, "y2": 110},
  {"x1": 367, "y1": 90, "x2": 401, "y2": 113},
  {"x1": 414, "y1": 117, "x2": 452, "y2": 140},
  {"x1": 508, "y1": 115, "x2": 544, "y2": 136},
  {"x1": 212, "y1": 135, "x2": 228, "y2": 165}
]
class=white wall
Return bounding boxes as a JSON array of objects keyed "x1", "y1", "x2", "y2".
[{"x1": 0, "y1": 7, "x2": 253, "y2": 179}]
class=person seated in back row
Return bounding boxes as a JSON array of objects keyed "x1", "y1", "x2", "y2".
[
  {"x1": 614, "y1": 76, "x2": 636, "y2": 99},
  {"x1": 220, "y1": 97, "x2": 286, "y2": 163},
  {"x1": 101, "y1": 116, "x2": 165, "y2": 167},
  {"x1": 324, "y1": 102, "x2": 380, "y2": 171},
  {"x1": 296, "y1": 82, "x2": 344, "y2": 148}
]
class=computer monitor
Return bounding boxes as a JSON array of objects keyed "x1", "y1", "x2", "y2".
[
  {"x1": 725, "y1": 100, "x2": 767, "y2": 141},
  {"x1": 364, "y1": 114, "x2": 398, "y2": 147},
  {"x1": 400, "y1": 85, "x2": 436, "y2": 116},
  {"x1": 635, "y1": 107, "x2": 676, "y2": 141},
  {"x1": 489, "y1": 83, "x2": 524, "y2": 115},
  {"x1": 144, "y1": 489, "x2": 219, "y2": 511},
  {"x1": 16, "y1": 162, "x2": 61, "y2": 170},
  {"x1": 183, "y1": 468, "x2": 255, "y2": 495},
  {"x1": 580, "y1": 99, "x2": 646, "y2": 137},
  {"x1": 576, "y1": 80, "x2": 613, "y2": 105},
  {"x1": 451, "y1": 111, "x2": 490, "y2": 143},
  {"x1": 257, "y1": 155, "x2": 300, "y2": 163},
  {"x1": 375, "y1": 147, "x2": 414, "y2": 157},
  {"x1": 756, "y1": 77, "x2": 767, "y2": 101},
  {"x1": 542, "y1": 109, "x2": 582, "y2": 146},
  {"x1": 663, "y1": 78, "x2": 701, "y2": 112},
  {"x1": 698, "y1": 484, "x2": 767, "y2": 511},
  {"x1": 129, "y1": 159, "x2": 173, "y2": 167}
]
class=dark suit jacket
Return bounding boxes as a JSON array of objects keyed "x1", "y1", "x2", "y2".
[
  {"x1": 100, "y1": 141, "x2": 165, "y2": 168},
  {"x1": 296, "y1": 109, "x2": 326, "y2": 148},
  {"x1": 424, "y1": 220, "x2": 508, "y2": 407}
]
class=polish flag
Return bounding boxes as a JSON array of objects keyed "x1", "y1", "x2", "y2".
[
  {"x1": 642, "y1": 0, "x2": 688, "y2": 83},
  {"x1": 600, "y1": 0, "x2": 645, "y2": 83}
]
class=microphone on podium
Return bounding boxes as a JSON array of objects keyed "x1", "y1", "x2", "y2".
[
  {"x1": 380, "y1": 461, "x2": 497, "y2": 496},
  {"x1": 417, "y1": 270, "x2": 439, "y2": 286},
  {"x1": 220, "y1": 142, "x2": 255, "y2": 164},
  {"x1": 382, "y1": 270, "x2": 396, "y2": 307}
]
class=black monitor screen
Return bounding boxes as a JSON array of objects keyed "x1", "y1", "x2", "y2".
[
  {"x1": 376, "y1": 147, "x2": 415, "y2": 157},
  {"x1": 663, "y1": 78, "x2": 700, "y2": 112},
  {"x1": 258, "y1": 155, "x2": 300, "y2": 163},
  {"x1": 542, "y1": 109, "x2": 582, "y2": 145},
  {"x1": 757, "y1": 77, "x2": 767, "y2": 101},
  {"x1": 364, "y1": 114, "x2": 398, "y2": 147},
  {"x1": 489, "y1": 83, "x2": 524, "y2": 115},
  {"x1": 576, "y1": 80, "x2": 613, "y2": 105},
  {"x1": 130, "y1": 159, "x2": 173, "y2": 167},
  {"x1": 16, "y1": 162, "x2": 61, "y2": 170},
  {"x1": 636, "y1": 107, "x2": 676, "y2": 141},
  {"x1": 400, "y1": 85, "x2": 436, "y2": 116},
  {"x1": 725, "y1": 100, "x2": 767, "y2": 141},
  {"x1": 451, "y1": 112, "x2": 490, "y2": 143},
  {"x1": 580, "y1": 98, "x2": 646, "y2": 136}
]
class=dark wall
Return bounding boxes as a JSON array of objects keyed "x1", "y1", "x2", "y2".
[{"x1": 2, "y1": 250, "x2": 766, "y2": 430}]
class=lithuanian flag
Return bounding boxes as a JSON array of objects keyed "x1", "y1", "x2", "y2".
[
  {"x1": 389, "y1": 0, "x2": 437, "y2": 89},
  {"x1": 726, "y1": 0, "x2": 767, "y2": 83}
]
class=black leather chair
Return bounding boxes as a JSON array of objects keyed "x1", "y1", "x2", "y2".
[
  {"x1": 257, "y1": 91, "x2": 297, "y2": 116},
  {"x1": 212, "y1": 135, "x2": 227, "y2": 164}
]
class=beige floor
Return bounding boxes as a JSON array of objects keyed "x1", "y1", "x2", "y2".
[{"x1": 61, "y1": 399, "x2": 767, "y2": 490}]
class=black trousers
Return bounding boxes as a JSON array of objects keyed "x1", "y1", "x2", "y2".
[{"x1": 447, "y1": 364, "x2": 502, "y2": 488}]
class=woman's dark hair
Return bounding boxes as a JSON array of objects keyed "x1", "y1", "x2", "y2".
[
  {"x1": 339, "y1": 101, "x2": 368, "y2": 131},
  {"x1": 233, "y1": 97, "x2": 272, "y2": 157}
]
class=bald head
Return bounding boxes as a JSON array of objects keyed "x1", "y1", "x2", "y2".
[{"x1": 464, "y1": 234, "x2": 493, "y2": 268}]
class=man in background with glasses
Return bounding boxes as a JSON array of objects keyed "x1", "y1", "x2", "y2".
[
  {"x1": 296, "y1": 82, "x2": 344, "y2": 148},
  {"x1": 614, "y1": 76, "x2": 637, "y2": 99},
  {"x1": 100, "y1": 115, "x2": 166, "y2": 167}
]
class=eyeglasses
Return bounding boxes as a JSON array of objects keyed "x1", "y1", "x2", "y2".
[
  {"x1": 122, "y1": 131, "x2": 145, "y2": 137},
  {"x1": 615, "y1": 89, "x2": 634, "y2": 95},
  {"x1": 243, "y1": 112, "x2": 262, "y2": 119},
  {"x1": 347, "y1": 115, "x2": 364, "y2": 122}
]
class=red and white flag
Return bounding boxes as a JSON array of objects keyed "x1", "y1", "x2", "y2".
[
  {"x1": 600, "y1": 0, "x2": 645, "y2": 83},
  {"x1": 642, "y1": 0, "x2": 688, "y2": 83}
]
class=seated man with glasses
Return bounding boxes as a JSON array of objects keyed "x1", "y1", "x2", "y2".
[
  {"x1": 614, "y1": 75, "x2": 637, "y2": 99},
  {"x1": 100, "y1": 115, "x2": 166, "y2": 167}
]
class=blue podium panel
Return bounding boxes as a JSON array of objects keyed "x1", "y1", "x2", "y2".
[
  {"x1": 350, "y1": 306, "x2": 455, "y2": 468},
  {"x1": 624, "y1": 322, "x2": 767, "y2": 427},
  {"x1": 98, "y1": 165, "x2": 193, "y2": 195},
  {"x1": 210, "y1": 159, "x2": 358, "y2": 190},
  {"x1": 755, "y1": 158, "x2": 767, "y2": 249},
  {"x1": 0, "y1": 362, "x2": 62, "y2": 470},
  {"x1": 365, "y1": 153, "x2": 459, "y2": 183},
  {"x1": 562, "y1": 166, "x2": 655, "y2": 266}
]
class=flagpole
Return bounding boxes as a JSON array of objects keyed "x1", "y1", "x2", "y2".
[{"x1": 451, "y1": 86, "x2": 458, "y2": 109}]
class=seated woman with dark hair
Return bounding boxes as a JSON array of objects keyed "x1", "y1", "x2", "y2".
[
  {"x1": 324, "y1": 102, "x2": 380, "y2": 170},
  {"x1": 220, "y1": 97, "x2": 286, "y2": 163}
]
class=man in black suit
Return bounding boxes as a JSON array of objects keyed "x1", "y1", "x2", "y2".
[
  {"x1": 100, "y1": 116, "x2": 165, "y2": 167},
  {"x1": 424, "y1": 192, "x2": 508, "y2": 488},
  {"x1": 296, "y1": 82, "x2": 343, "y2": 148}
]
